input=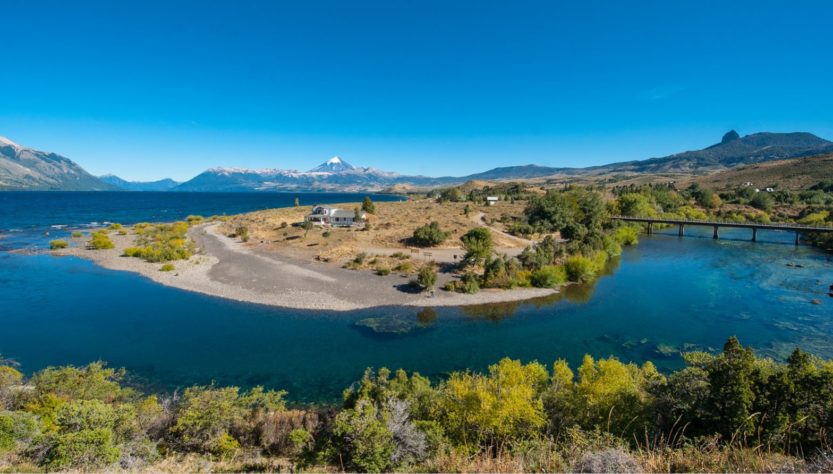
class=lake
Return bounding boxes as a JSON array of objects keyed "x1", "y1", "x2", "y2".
[{"x1": 1, "y1": 192, "x2": 832, "y2": 403}]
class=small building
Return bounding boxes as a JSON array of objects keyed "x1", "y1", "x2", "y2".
[
  {"x1": 305, "y1": 205, "x2": 365, "y2": 227},
  {"x1": 743, "y1": 182, "x2": 754, "y2": 187},
  {"x1": 486, "y1": 196, "x2": 499, "y2": 206},
  {"x1": 765, "y1": 187, "x2": 775, "y2": 192}
]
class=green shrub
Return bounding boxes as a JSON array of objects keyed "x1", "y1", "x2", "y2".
[
  {"x1": 394, "y1": 261, "x2": 414, "y2": 273},
  {"x1": 333, "y1": 399, "x2": 394, "y2": 473},
  {"x1": 322, "y1": 230, "x2": 331, "y2": 238},
  {"x1": 565, "y1": 255, "x2": 595, "y2": 283},
  {"x1": 750, "y1": 192, "x2": 774, "y2": 211},
  {"x1": 415, "y1": 265, "x2": 437, "y2": 290},
  {"x1": 412, "y1": 222, "x2": 450, "y2": 247},
  {"x1": 71, "y1": 231, "x2": 84, "y2": 239},
  {"x1": 108, "y1": 223, "x2": 123, "y2": 230},
  {"x1": 121, "y1": 222, "x2": 194, "y2": 262},
  {"x1": 460, "y1": 272, "x2": 480, "y2": 294},
  {"x1": 613, "y1": 226, "x2": 639, "y2": 246},
  {"x1": 160, "y1": 264, "x2": 175, "y2": 272},
  {"x1": 45, "y1": 427, "x2": 121, "y2": 470},
  {"x1": 186, "y1": 215, "x2": 204, "y2": 225},
  {"x1": 531, "y1": 265, "x2": 567, "y2": 288},
  {"x1": 460, "y1": 227, "x2": 493, "y2": 264},
  {"x1": 0, "y1": 411, "x2": 39, "y2": 454},
  {"x1": 235, "y1": 225, "x2": 250, "y2": 242},
  {"x1": 361, "y1": 196, "x2": 376, "y2": 214},
  {"x1": 89, "y1": 231, "x2": 114, "y2": 250},
  {"x1": 49, "y1": 239, "x2": 69, "y2": 250},
  {"x1": 375, "y1": 266, "x2": 391, "y2": 276}
]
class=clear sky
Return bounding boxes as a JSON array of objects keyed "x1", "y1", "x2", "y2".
[{"x1": 2, "y1": 0, "x2": 832, "y2": 181}]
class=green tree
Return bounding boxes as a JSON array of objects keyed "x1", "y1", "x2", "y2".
[
  {"x1": 706, "y1": 336, "x2": 756, "y2": 438},
  {"x1": 460, "y1": 227, "x2": 493, "y2": 265},
  {"x1": 415, "y1": 265, "x2": 437, "y2": 291},
  {"x1": 333, "y1": 399, "x2": 395, "y2": 473},
  {"x1": 362, "y1": 196, "x2": 376, "y2": 214},
  {"x1": 412, "y1": 222, "x2": 450, "y2": 247}
]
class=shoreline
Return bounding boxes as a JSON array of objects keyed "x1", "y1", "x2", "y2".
[{"x1": 56, "y1": 223, "x2": 557, "y2": 312}]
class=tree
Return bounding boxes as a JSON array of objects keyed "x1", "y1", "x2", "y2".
[
  {"x1": 362, "y1": 197, "x2": 376, "y2": 214},
  {"x1": 415, "y1": 265, "x2": 437, "y2": 291},
  {"x1": 333, "y1": 399, "x2": 395, "y2": 473},
  {"x1": 750, "y1": 192, "x2": 774, "y2": 211},
  {"x1": 706, "y1": 336, "x2": 756, "y2": 438},
  {"x1": 411, "y1": 222, "x2": 450, "y2": 247},
  {"x1": 460, "y1": 227, "x2": 493, "y2": 265},
  {"x1": 301, "y1": 220, "x2": 313, "y2": 239},
  {"x1": 440, "y1": 358, "x2": 548, "y2": 450}
]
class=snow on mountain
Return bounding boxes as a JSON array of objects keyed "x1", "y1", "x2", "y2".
[{"x1": 308, "y1": 156, "x2": 355, "y2": 173}]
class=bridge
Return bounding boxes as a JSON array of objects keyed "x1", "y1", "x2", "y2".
[{"x1": 610, "y1": 216, "x2": 833, "y2": 245}]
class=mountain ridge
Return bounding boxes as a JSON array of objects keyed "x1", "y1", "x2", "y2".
[{"x1": 2, "y1": 130, "x2": 832, "y2": 191}]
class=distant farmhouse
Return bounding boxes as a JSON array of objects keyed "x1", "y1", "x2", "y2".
[
  {"x1": 305, "y1": 205, "x2": 365, "y2": 227},
  {"x1": 486, "y1": 196, "x2": 499, "y2": 206}
]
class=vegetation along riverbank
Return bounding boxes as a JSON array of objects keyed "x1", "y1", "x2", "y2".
[{"x1": 2, "y1": 337, "x2": 833, "y2": 472}]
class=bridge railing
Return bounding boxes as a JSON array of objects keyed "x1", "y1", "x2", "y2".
[{"x1": 609, "y1": 215, "x2": 833, "y2": 232}]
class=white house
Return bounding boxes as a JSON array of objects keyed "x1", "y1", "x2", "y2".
[
  {"x1": 305, "y1": 205, "x2": 365, "y2": 227},
  {"x1": 486, "y1": 196, "x2": 499, "y2": 206}
]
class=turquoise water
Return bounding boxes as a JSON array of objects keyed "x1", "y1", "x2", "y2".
[{"x1": 1, "y1": 193, "x2": 832, "y2": 402}]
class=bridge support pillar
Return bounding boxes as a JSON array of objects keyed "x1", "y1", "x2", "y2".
[
  {"x1": 713, "y1": 226, "x2": 719, "y2": 240},
  {"x1": 795, "y1": 231, "x2": 800, "y2": 246},
  {"x1": 647, "y1": 222, "x2": 653, "y2": 235},
  {"x1": 752, "y1": 228, "x2": 757, "y2": 242},
  {"x1": 678, "y1": 224, "x2": 684, "y2": 237}
]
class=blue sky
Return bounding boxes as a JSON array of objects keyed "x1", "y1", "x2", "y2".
[{"x1": 2, "y1": 0, "x2": 832, "y2": 181}]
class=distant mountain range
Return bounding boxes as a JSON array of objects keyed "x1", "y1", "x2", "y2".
[
  {"x1": 2, "y1": 130, "x2": 832, "y2": 192},
  {"x1": 99, "y1": 174, "x2": 180, "y2": 191}
]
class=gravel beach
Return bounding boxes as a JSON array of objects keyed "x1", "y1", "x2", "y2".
[{"x1": 58, "y1": 224, "x2": 556, "y2": 311}]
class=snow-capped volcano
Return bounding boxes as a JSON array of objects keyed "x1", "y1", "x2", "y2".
[{"x1": 308, "y1": 156, "x2": 354, "y2": 173}]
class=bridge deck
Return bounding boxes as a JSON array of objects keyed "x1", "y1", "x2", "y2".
[{"x1": 611, "y1": 216, "x2": 833, "y2": 233}]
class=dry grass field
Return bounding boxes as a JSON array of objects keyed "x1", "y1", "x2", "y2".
[
  {"x1": 688, "y1": 153, "x2": 833, "y2": 191},
  {"x1": 218, "y1": 198, "x2": 529, "y2": 264}
]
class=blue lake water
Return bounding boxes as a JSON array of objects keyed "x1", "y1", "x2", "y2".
[{"x1": 1, "y1": 192, "x2": 832, "y2": 403}]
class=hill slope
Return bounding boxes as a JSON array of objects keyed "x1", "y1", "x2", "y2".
[
  {"x1": 0, "y1": 137, "x2": 114, "y2": 191},
  {"x1": 596, "y1": 131, "x2": 833, "y2": 174},
  {"x1": 691, "y1": 152, "x2": 833, "y2": 191}
]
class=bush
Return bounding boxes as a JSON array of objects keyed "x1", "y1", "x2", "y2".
[
  {"x1": 235, "y1": 225, "x2": 250, "y2": 242},
  {"x1": 0, "y1": 411, "x2": 39, "y2": 454},
  {"x1": 322, "y1": 230, "x2": 331, "y2": 238},
  {"x1": 362, "y1": 196, "x2": 376, "y2": 214},
  {"x1": 412, "y1": 222, "x2": 450, "y2": 247},
  {"x1": 415, "y1": 265, "x2": 437, "y2": 290},
  {"x1": 460, "y1": 227, "x2": 493, "y2": 264},
  {"x1": 394, "y1": 261, "x2": 414, "y2": 273},
  {"x1": 613, "y1": 226, "x2": 639, "y2": 246},
  {"x1": 531, "y1": 265, "x2": 567, "y2": 288},
  {"x1": 186, "y1": 215, "x2": 204, "y2": 225},
  {"x1": 565, "y1": 255, "x2": 595, "y2": 283},
  {"x1": 71, "y1": 231, "x2": 83, "y2": 238},
  {"x1": 376, "y1": 266, "x2": 391, "y2": 276},
  {"x1": 49, "y1": 239, "x2": 68, "y2": 250},
  {"x1": 121, "y1": 222, "x2": 194, "y2": 262},
  {"x1": 108, "y1": 223, "x2": 123, "y2": 230},
  {"x1": 454, "y1": 272, "x2": 480, "y2": 294},
  {"x1": 89, "y1": 231, "x2": 114, "y2": 250},
  {"x1": 160, "y1": 264, "x2": 175, "y2": 272},
  {"x1": 750, "y1": 192, "x2": 774, "y2": 211},
  {"x1": 333, "y1": 399, "x2": 395, "y2": 473}
]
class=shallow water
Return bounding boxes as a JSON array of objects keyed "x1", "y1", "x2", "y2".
[{"x1": 1, "y1": 193, "x2": 832, "y2": 402}]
